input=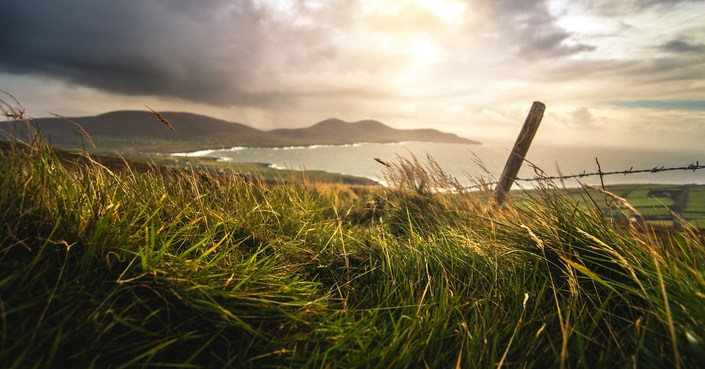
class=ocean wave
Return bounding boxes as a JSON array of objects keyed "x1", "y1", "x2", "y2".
[
  {"x1": 171, "y1": 149, "x2": 217, "y2": 157},
  {"x1": 365, "y1": 177, "x2": 388, "y2": 187},
  {"x1": 270, "y1": 143, "x2": 368, "y2": 150},
  {"x1": 171, "y1": 146, "x2": 246, "y2": 157},
  {"x1": 268, "y1": 163, "x2": 288, "y2": 170},
  {"x1": 224, "y1": 146, "x2": 247, "y2": 152}
]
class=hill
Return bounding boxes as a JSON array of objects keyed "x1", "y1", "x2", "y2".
[
  {"x1": 0, "y1": 111, "x2": 283, "y2": 153},
  {"x1": 269, "y1": 118, "x2": 478, "y2": 146},
  {"x1": 1, "y1": 111, "x2": 480, "y2": 153}
]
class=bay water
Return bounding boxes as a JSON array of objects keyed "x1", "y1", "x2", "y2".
[{"x1": 173, "y1": 139, "x2": 705, "y2": 188}]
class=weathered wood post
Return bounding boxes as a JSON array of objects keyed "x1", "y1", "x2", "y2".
[{"x1": 493, "y1": 101, "x2": 545, "y2": 205}]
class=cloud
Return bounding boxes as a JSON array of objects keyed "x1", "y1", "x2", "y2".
[
  {"x1": 582, "y1": 0, "x2": 705, "y2": 16},
  {"x1": 476, "y1": 0, "x2": 596, "y2": 58},
  {"x1": 659, "y1": 39, "x2": 705, "y2": 54},
  {"x1": 608, "y1": 100, "x2": 705, "y2": 111},
  {"x1": 0, "y1": 0, "x2": 598, "y2": 110},
  {"x1": 570, "y1": 107, "x2": 595, "y2": 127},
  {"x1": 636, "y1": 0, "x2": 705, "y2": 6},
  {"x1": 0, "y1": 0, "x2": 352, "y2": 107}
]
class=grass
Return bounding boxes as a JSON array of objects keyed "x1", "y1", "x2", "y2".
[{"x1": 2, "y1": 103, "x2": 705, "y2": 368}]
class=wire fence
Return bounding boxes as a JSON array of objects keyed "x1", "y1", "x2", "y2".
[
  {"x1": 467, "y1": 160, "x2": 705, "y2": 190},
  {"x1": 516, "y1": 160, "x2": 704, "y2": 182}
]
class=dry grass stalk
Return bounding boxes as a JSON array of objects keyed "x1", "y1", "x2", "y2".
[
  {"x1": 49, "y1": 113, "x2": 96, "y2": 150},
  {"x1": 0, "y1": 89, "x2": 29, "y2": 122},
  {"x1": 146, "y1": 105, "x2": 176, "y2": 132},
  {"x1": 583, "y1": 183, "x2": 641, "y2": 217}
]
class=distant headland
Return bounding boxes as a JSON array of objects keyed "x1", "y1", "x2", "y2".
[{"x1": 1, "y1": 110, "x2": 481, "y2": 153}]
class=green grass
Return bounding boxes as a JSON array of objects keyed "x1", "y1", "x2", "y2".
[{"x1": 2, "y1": 110, "x2": 705, "y2": 368}]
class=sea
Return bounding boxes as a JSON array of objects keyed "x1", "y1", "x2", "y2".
[{"x1": 172, "y1": 139, "x2": 705, "y2": 188}]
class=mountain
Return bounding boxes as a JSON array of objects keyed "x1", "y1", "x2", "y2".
[
  {"x1": 1, "y1": 111, "x2": 279, "y2": 148},
  {"x1": 1, "y1": 111, "x2": 480, "y2": 153},
  {"x1": 269, "y1": 118, "x2": 477, "y2": 145}
]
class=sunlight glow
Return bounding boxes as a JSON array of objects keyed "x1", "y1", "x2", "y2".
[
  {"x1": 406, "y1": 34, "x2": 442, "y2": 66},
  {"x1": 412, "y1": 0, "x2": 467, "y2": 22},
  {"x1": 363, "y1": 0, "x2": 467, "y2": 22}
]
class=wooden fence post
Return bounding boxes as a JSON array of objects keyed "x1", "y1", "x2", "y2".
[{"x1": 493, "y1": 101, "x2": 545, "y2": 205}]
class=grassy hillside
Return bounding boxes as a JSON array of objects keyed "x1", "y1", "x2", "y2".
[{"x1": 2, "y1": 119, "x2": 705, "y2": 367}]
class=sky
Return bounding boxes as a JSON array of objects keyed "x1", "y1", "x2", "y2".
[{"x1": 1, "y1": 0, "x2": 704, "y2": 149}]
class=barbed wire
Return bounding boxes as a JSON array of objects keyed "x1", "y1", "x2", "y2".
[
  {"x1": 465, "y1": 161, "x2": 704, "y2": 190},
  {"x1": 516, "y1": 161, "x2": 703, "y2": 182}
]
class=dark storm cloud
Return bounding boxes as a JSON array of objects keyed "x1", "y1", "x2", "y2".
[{"x1": 0, "y1": 0, "x2": 334, "y2": 107}]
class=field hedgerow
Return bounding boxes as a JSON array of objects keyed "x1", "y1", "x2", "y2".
[{"x1": 1, "y1": 101, "x2": 704, "y2": 368}]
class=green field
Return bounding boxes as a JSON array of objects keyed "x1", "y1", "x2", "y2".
[
  {"x1": 3, "y1": 135, "x2": 705, "y2": 368},
  {"x1": 562, "y1": 184, "x2": 705, "y2": 228},
  {"x1": 684, "y1": 186, "x2": 705, "y2": 226}
]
